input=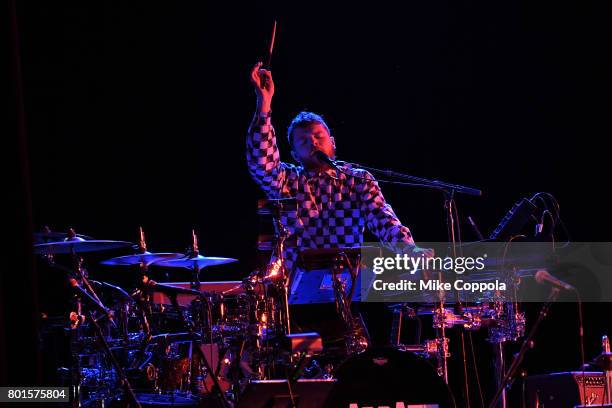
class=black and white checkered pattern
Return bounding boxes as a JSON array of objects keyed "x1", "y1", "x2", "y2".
[{"x1": 247, "y1": 112, "x2": 415, "y2": 271}]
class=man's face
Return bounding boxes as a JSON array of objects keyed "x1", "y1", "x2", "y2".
[{"x1": 291, "y1": 123, "x2": 336, "y2": 169}]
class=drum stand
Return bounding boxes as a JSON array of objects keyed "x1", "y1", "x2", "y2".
[
  {"x1": 331, "y1": 252, "x2": 370, "y2": 355},
  {"x1": 165, "y1": 292, "x2": 232, "y2": 408},
  {"x1": 268, "y1": 205, "x2": 292, "y2": 336},
  {"x1": 54, "y1": 246, "x2": 143, "y2": 408},
  {"x1": 86, "y1": 310, "x2": 142, "y2": 408}
]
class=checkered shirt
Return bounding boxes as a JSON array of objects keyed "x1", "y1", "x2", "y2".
[{"x1": 247, "y1": 112, "x2": 415, "y2": 272}]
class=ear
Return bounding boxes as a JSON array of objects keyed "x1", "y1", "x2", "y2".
[{"x1": 330, "y1": 136, "x2": 336, "y2": 149}]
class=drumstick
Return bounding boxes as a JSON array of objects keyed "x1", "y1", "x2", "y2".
[{"x1": 264, "y1": 20, "x2": 277, "y2": 69}]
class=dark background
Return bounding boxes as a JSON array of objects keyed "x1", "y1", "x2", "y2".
[{"x1": 7, "y1": 0, "x2": 611, "y2": 405}]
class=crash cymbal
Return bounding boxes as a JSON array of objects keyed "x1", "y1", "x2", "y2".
[
  {"x1": 153, "y1": 254, "x2": 238, "y2": 269},
  {"x1": 101, "y1": 252, "x2": 184, "y2": 266},
  {"x1": 34, "y1": 238, "x2": 134, "y2": 254},
  {"x1": 33, "y1": 231, "x2": 94, "y2": 244}
]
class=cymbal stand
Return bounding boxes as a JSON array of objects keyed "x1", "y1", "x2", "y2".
[
  {"x1": 47, "y1": 249, "x2": 135, "y2": 406},
  {"x1": 166, "y1": 293, "x2": 231, "y2": 408},
  {"x1": 189, "y1": 229, "x2": 202, "y2": 290},
  {"x1": 130, "y1": 226, "x2": 154, "y2": 338},
  {"x1": 87, "y1": 310, "x2": 142, "y2": 408},
  {"x1": 266, "y1": 201, "x2": 292, "y2": 336},
  {"x1": 487, "y1": 269, "x2": 525, "y2": 408},
  {"x1": 331, "y1": 252, "x2": 369, "y2": 355}
]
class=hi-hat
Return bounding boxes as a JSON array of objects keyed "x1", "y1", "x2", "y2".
[
  {"x1": 101, "y1": 252, "x2": 184, "y2": 266},
  {"x1": 153, "y1": 254, "x2": 237, "y2": 269},
  {"x1": 34, "y1": 238, "x2": 134, "y2": 254}
]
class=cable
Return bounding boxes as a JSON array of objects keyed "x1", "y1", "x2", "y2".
[
  {"x1": 532, "y1": 192, "x2": 570, "y2": 247},
  {"x1": 468, "y1": 332, "x2": 485, "y2": 408},
  {"x1": 448, "y1": 197, "x2": 472, "y2": 407},
  {"x1": 460, "y1": 331, "x2": 471, "y2": 408}
]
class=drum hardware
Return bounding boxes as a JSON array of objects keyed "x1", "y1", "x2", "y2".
[
  {"x1": 428, "y1": 304, "x2": 498, "y2": 331},
  {"x1": 397, "y1": 340, "x2": 442, "y2": 359},
  {"x1": 260, "y1": 199, "x2": 293, "y2": 336},
  {"x1": 68, "y1": 256, "x2": 142, "y2": 406},
  {"x1": 84, "y1": 309, "x2": 142, "y2": 407},
  {"x1": 487, "y1": 287, "x2": 561, "y2": 408},
  {"x1": 151, "y1": 230, "x2": 238, "y2": 289},
  {"x1": 34, "y1": 226, "x2": 93, "y2": 244},
  {"x1": 389, "y1": 304, "x2": 442, "y2": 360},
  {"x1": 595, "y1": 335, "x2": 612, "y2": 404},
  {"x1": 486, "y1": 297, "x2": 525, "y2": 408},
  {"x1": 144, "y1": 290, "x2": 232, "y2": 407},
  {"x1": 32, "y1": 226, "x2": 578, "y2": 408},
  {"x1": 90, "y1": 279, "x2": 136, "y2": 343},
  {"x1": 35, "y1": 229, "x2": 249, "y2": 407},
  {"x1": 62, "y1": 250, "x2": 142, "y2": 407},
  {"x1": 389, "y1": 304, "x2": 416, "y2": 346},
  {"x1": 331, "y1": 251, "x2": 370, "y2": 355},
  {"x1": 486, "y1": 301, "x2": 525, "y2": 344}
]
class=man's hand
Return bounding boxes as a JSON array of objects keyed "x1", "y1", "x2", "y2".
[
  {"x1": 411, "y1": 246, "x2": 435, "y2": 281},
  {"x1": 412, "y1": 246, "x2": 434, "y2": 259},
  {"x1": 250, "y1": 62, "x2": 274, "y2": 112}
]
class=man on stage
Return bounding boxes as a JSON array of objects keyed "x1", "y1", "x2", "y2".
[{"x1": 247, "y1": 62, "x2": 431, "y2": 274}]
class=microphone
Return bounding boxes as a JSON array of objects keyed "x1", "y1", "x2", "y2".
[
  {"x1": 534, "y1": 270, "x2": 575, "y2": 291},
  {"x1": 69, "y1": 278, "x2": 115, "y2": 321},
  {"x1": 313, "y1": 151, "x2": 340, "y2": 171}
]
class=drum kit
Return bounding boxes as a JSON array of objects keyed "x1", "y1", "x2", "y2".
[{"x1": 34, "y1": 218, "x2": 536, "y2": 408}]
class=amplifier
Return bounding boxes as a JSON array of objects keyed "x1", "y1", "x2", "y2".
[{"x1": 525, "y1": 371, "x2": 607, "y2": 407}]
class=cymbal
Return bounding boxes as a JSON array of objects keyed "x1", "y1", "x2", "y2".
[
  {"x1": 153, "y1": 254, "x2": 238, "y2": 269},
  {"x1": 101, "y1": 252, "x2": 184, "y2": 266},
  {"x1": 33, "y1": 231, "x2": 94, "y2": 244},
  {"x1": 34, "y1": 238, "x2": 134, "y2": 254}
]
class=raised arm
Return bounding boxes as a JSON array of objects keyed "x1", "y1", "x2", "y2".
[{"x1": 246, "y1": 62, "x2": 287, "y2": 198}]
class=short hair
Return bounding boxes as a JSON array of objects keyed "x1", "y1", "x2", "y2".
[{"x1": 287, "y1": 111, "x2": 331, "y2": 148}]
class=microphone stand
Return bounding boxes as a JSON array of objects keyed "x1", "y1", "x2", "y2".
[
  {"x1": 487, "y1": 288, "x2": 561, "y2": 408},
  {"x1": 335, "y1": 160, "x2": 482, "y2": 197},
  {"x1": 334, "y1": 158, "x2": 481, "y2": 388},
  {"x1": 326, "y1": 156, "x2": 491, "y2": 408}
]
